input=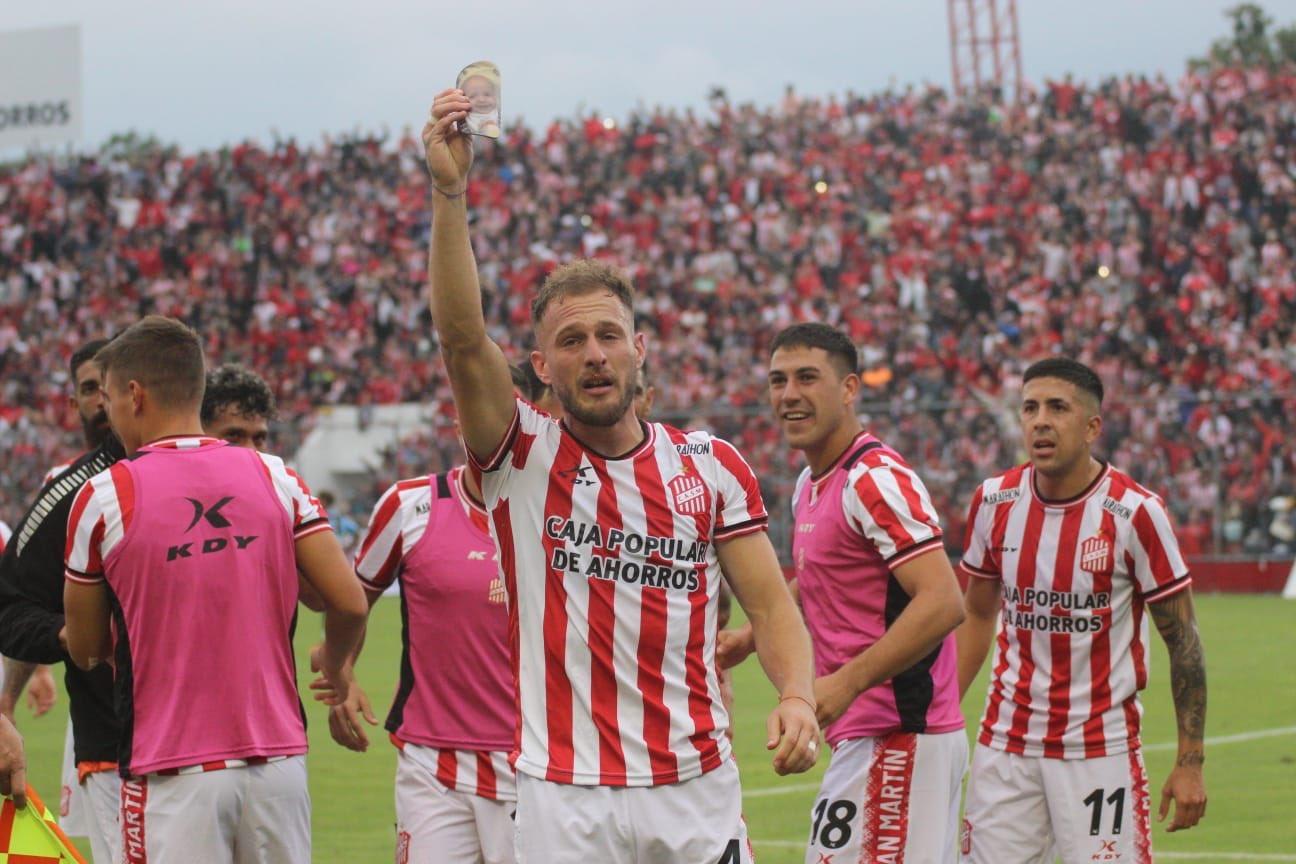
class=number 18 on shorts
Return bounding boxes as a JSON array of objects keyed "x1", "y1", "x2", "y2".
[{"x1": 805, "y1": 731, "x2": 967, "y2": 864}]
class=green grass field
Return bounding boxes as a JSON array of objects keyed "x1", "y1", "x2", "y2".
[{"x1": 15, "y1": 594, "x2": 1296, "y2": 861}]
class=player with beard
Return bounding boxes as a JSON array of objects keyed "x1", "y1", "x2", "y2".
[
  {"x1": 0, "y1": 338, "x2": 125, "y2": 863},
  {"x1": 424, "y1": 89, "x2": 817, "y2": 864},
  {"x1": 3, "y1": 339, "x2": 111, "y2": 734}
]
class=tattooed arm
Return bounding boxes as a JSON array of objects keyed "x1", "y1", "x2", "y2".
[{"x1": 1148, "y1": 588, "x2": 1207, "y2": 832}]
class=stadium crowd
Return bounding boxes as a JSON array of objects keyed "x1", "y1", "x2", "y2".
[{"x1": 1, "y1": 64, "x2": 1294, "y2": 557}]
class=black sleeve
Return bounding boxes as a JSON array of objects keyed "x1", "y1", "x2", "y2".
[
  {"x1": 0, "y1": 441, "x2": 122, "y2": 664},
  {"x1": 0, "y1": 526, "x2": 68, "y2": 664}
]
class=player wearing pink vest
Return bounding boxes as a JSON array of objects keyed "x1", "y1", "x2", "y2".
[
  {"x1": 62, "y1": 316, "x2": 369, "y2": 864},
  {"x1": 726, "y1": 323, "x2": 968, "y2": 863},
  {"x1": 351, "y1": 465, "x2": 516, "y2": 863}
]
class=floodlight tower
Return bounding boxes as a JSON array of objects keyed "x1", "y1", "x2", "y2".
[{"x1": 948, "y1": 0, "x2": 1023, "y2": 101}]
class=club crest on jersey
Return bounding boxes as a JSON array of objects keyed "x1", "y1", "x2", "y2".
[
  {"x1": 668, "y1": 471, "x2": 709, "y2": 516},
  {"x1": 1080, "y1": 533, "x2": 1113, "y2": 573}
]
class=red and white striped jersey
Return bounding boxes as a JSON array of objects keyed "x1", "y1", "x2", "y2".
[
  {"x1": 393, "y1": 738, "x2": 515, "y2": 801},
  {"x1": 0, "y1": 520, "x2": 10, "y2": 554},
  {"x1": 960, "y1": 462, "x2": 1191, "y2": 759},
  {"x1": 471, "y1": 399, "x2": 768, "y2": 787}
]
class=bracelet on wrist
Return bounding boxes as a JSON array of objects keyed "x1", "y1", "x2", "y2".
[
  {"x1": 432, "y1": 182, "x2": 467, "y2": 200},
  {"x1": 779, "y1": 694, "x2": 817, "y2": 712}
]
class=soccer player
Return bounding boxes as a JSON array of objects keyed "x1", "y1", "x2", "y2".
[
  {"x1": 424, "y1": 89, "x2": 819, "y2": 863},
  {"x1": 957, "y1": 358, "x2": 1207, "y2": 864},
  {"x1": 201, "y1": 363, "x2": 275, "y2": 450},
  {"x1": 0, "y1": 338, "x2": 124, "y2": 864},
  {"x1": 6, "y1": 337, "x2": 110, "y2": 734},
  {"x1": 62, "y1": 316, "x2": 369, "y2": 863},
  {"x1": 333, "y1": 364, "x2": 534, "y2": 864},
  {"x1": 733, "y1": 323, "x2": 968, "y2": 862}
]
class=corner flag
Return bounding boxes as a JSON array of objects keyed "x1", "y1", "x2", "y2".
[{"x1": 0, "y1": 785, "x2": 87, "y2": 863}]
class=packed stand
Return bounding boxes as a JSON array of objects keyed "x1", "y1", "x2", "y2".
[{"x1": 2, "y1": 64, "x2": 1295, "y2": 556}]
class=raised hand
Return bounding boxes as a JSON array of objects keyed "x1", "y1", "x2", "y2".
[{"x1": 422, "y1": 89, "x2": 475, "y2": 194}]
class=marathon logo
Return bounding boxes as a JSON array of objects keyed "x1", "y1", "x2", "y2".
[
  {"x1": 982, "y1": 487, "x2": 1021, "y2": 505},
  {"x1": 1101, "y1": 497, "x2": 1133, "y2": 520},
  {"x1": 674, "y1": 442, "x2": 711, "y2": 456}
]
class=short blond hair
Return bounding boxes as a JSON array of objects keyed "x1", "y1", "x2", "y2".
[{"x1": 530, "y1": 259, "x2": 635, "y2": 326}]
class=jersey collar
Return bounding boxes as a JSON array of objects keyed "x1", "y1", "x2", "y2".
[{"x1": 1029, "y1": 460, "x2": 1111, "y2": 509}]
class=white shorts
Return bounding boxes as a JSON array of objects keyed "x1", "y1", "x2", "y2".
[
  {"x1": 59, "y1": 719, "x2": 86, "y2": 835},
  {"x1": 395, "y1": 749, "x2": 516, "y2": 864},
  {"x1": 805, "y1": 730, "x2": 967, "y2": 864},
  {"x1": 59, "y1": 718, "x2": 122, "y2": 864},
  {"x1": 515, "y1": 758, "x2": 753, "y2": 864},
  {"x1": 119, "y1": 756, "x2": 310, "y2": 864},
  {"x1": 961, "y1": 744, "x2": 1153, "y2": 864}
]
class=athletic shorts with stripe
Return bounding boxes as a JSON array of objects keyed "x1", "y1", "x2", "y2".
[
  {"x1": 960, "y1": 744, "x2": 1153, "y2": 864},
  {"x1": 516, "y1": 758, "x2": 753, "y2": 864},
  {"x1": 60, "y1": 718, "x2": 124, "y2": 864},
  {"x1": 805, "y1": 730, "x2": 966, "y2": 864},
  {"x1": 119, "y1": 756, "x2": 310, "y2": 864},
  {"x1": 395, "y1": 746, "x2": 516, "y2": 864}
]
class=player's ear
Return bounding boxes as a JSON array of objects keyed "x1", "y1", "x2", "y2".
[
  {"x1": 633, "y1": 331, "x2": 647, "y2": 367},
  {"x1": 841, "y1": 370, "x2": 861, "y2": 405},
  {"x1": 1086, "y1": 411, "x2": 1103, "y2": 445},
  {"x1": 129, "y1": 380, "x2": 146, "y2": 416},
  {"x1": 530, "y1": 350, "x2": 551, "y2": 385}
]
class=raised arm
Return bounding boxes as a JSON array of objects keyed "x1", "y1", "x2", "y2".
[
  {"x1": 718, "y1": 531, "x2": 819, "y2": 776},
  {"x1": 423, "y1": 89, "x2": 515, "y2": 461},
  {"x1": 1148, "y1": 589, "x2": 1207, "y2": 832}
]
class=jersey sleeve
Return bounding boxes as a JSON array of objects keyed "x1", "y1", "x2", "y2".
[
  {"x1": 258, "y1": 454, "x2": 332, "y2": 540},
  {"x1": 1129, "y1": 495, "x2": 1191, "y2": 601},
  {"x1": 468, "y1": 397, "x2": 553, "y2": 508},
  {"x1": 64, "y1": 472, "x2": 112, "y2": 584},
  {"x1": 354, "y1": 482, "x2": 413, "y2": 593},
  {"x1": 958, "y1": 482, "x2": 1000, "y2": 580},
  {"x1": 710, "y1": 437, "x2": 769, "y2": 541},
  {"x1": 842, "y1": 457, "x2": 944, "y2": 569}
]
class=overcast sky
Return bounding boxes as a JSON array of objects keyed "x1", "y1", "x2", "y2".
[{"x1": 5, "y1": 0, "x2": 1296, "y2": 150}]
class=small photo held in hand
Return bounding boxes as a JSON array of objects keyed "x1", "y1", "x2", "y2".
[{"x1": 457, "y1": 60, "x2": 501, "y2": 139}]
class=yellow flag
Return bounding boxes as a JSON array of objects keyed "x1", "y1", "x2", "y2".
[{"x1": 0, "y1": 785, "x2": 87, "y2": 863}]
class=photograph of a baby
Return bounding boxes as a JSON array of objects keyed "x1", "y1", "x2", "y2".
[{"x1": 456, "y1": 60, "x2": 501, "y2": 138}]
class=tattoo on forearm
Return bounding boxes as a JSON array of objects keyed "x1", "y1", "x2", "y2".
[{"x1": 1149, "y1": 592, "x2": 1207, "y2": 749}]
